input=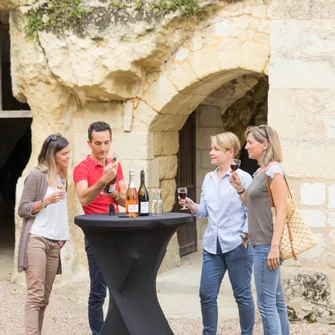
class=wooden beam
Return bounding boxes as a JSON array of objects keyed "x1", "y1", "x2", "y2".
[{"x1": 0, "y1": 110, "x2": 32, "y2": 118}]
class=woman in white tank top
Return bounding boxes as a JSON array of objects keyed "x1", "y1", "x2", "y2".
[{"x1": 18, "y1": 133, "x2": 70, "y2": 335}]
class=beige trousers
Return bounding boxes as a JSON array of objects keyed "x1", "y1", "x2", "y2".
[{"x1": 25, "y1": 235, "x2": 60, "y2": 335}]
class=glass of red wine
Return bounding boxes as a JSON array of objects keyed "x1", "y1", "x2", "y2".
[
  {"x1": 230, "y1": 159, "x2": 241, "y2": 172},
  {"x1": 177, "y1": 187, "x2": 188, "y2": 210}
]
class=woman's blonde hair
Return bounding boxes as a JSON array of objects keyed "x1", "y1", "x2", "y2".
[
  {"x1": 245, "y1": 125, "x2": 283, "y2": 165},
  {"x1": 211, "y1": 132, "x2": 240, "y2": 157},
  {"x1": 36, "y1": 134, "x2": 69, "y2": 186}
]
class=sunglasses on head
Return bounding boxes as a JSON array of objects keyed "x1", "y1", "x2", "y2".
[
  {"x1": 258, "y1": 125, "x2": 269, "y2": 141},
  {"x1": 46, "y1": 133, "x2": 62, "y2": 145}
]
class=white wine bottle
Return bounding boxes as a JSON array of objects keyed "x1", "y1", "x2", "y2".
[
  {"x1": 104, "y1": 153, "x2": 117, "y2": 194},
  {"x1": 138, "y1": 168, "x2": 149, "y2": 216},
  {"x1": 126, "y1": 169, "x2": 138, "y2": 218}
]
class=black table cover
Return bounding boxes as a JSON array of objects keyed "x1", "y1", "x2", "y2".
[{"x1": 74, "y1": 212, "x2": 193, "y2": 335}]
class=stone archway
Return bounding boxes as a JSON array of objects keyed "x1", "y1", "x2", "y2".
[
  {"x1": 134, "y1": 16, "x2": 269, "y2": 199},
  {"x1": 129, "y1": 2, "x2": 270, "y2": 268}
]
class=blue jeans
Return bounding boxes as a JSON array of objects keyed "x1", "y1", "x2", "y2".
[
  {"x1": 253, "y1": 245, "x2": 290, "y2": 335},
  {"x1": 85, "y1": 238, "x2": 107, "y2": 335},
  {"x1": 200, "y1": 243, "x2": 255, "y2": 335}
]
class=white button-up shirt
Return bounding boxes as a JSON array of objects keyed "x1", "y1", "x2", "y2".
[{"x1": 196, "y1": 168, "x2": 252, "y2": 254}]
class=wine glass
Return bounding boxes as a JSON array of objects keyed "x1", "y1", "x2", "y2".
[
  {"x1": 151, "y1": 189, "x2": 158, "y2": 216},
  {"x1": 57, "y1": 178, "x2": 67, "y2": 192},
  {"x1": 177, "y1": 187, "x2": 188, "y2": 210},
  {"x1": 56, "y1": 178, "x2": 66, "y2": 201},
  {"x1": 230, "y1": 159, "x2": 241, "y2": 172},
  {"x1": 156, "y1": 189, "x2": 164, "y2": 216}
]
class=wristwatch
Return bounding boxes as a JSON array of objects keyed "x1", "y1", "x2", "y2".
[{"x1": 240, "y1": 235, "x2": 248, "y2": 243}]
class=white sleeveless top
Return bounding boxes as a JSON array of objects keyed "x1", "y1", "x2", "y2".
[{"x1": 30, "y1": 186, "x2": 70, "y2": 241}]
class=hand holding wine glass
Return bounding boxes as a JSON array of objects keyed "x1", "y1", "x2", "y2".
[
  {"x1": 177, "y1": 187, "x2": 188, "y2": 210},
  {"x1": 45, "y1": 191, "x2": 66, "y2": 205},
  {"x1": 229, "y1": 159, "x2": 243, "y2": 189},
  {"x1": 229, "y1": 170, "x2": 243, "y2": 191}
]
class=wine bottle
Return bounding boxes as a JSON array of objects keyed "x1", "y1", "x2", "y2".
[
  {"x1": 138, "y1": 167, "x2": 149, "y2": 216},
  {"x1": 126, "y1": 169, "x2": 138, "y2": 218},
  {"x1": 104, "y1": 153, "x2": 117, "y2": 194}
]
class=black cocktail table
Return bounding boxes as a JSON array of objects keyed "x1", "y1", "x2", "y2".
[{"x1": 74, "y1": 212, "x2": 193, "y2": 335}]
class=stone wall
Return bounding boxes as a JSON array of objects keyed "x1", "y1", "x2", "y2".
[
  {"x1": 0, "y1": 0, "x2": 8, "y2": 10},
  {"x1": 270, "y1": 0, "x2": 335, "y2": 300},
  {"x1": 7, "y1": 0, "x2": 271, "y2": 283}
]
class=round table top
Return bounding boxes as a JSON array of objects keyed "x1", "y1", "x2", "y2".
[{"x1": 74, "y1": 212, "x2": 193, "y2": 230}]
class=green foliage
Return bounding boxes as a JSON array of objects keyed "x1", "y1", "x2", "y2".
[
  {"x1": 24, "y1": 0, "x2": 210, "y2": 36},
  {"x1": 148, "y1": 0, "x2": 205, "y2": 17},
  {"x1": 109, "y1": 1, "x2": 129, "y2": 8},
  {"x1": 9, "y1": 2, "x2": 21, "y2": 10},
  {"x1": 26, "y1": 0, "x2": 87, "y2": 37},
  {"x1": 135, "y1": 0, "x2": 143, "y2": 9},
  {"x1": 25, "y1": 9, "x2": 44, "y2": 37}
]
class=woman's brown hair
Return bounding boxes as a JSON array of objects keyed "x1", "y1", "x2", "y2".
[
  {"x1": 36, "y1": 133, "x2": 69, "y2": 186},
  {"x1": 245, "y1": 125, "x2": 283, "y2": 165}
]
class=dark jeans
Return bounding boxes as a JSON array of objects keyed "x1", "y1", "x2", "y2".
[
  {"x1": 200, "y1": 243, "x2": 255, "y2": 335},
  {"x1": 85, "y1": 238, "x2": 107, "y2": 335}
]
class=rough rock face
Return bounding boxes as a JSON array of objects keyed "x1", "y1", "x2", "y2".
[
  {"x1": 10, "y1": 0, "x2": 206, "y2": 104},
  {"x1": 221, "y1": 76, "x2": 268, "y2": 139},
  {"x1": 8, "y1": 0, "x2": 271, "y2": 282},
  {"x1": 283, "y1": 272, "x2": 335, "y2": 322}
]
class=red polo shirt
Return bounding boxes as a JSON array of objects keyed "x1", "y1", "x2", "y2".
[{"x1": 73, "y1": 155, "x2": 124, "y2": 214}]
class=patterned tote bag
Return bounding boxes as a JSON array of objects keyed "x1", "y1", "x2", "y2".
[{"x1": 265, "y1": 175, "x2": 319, "y2": 260}]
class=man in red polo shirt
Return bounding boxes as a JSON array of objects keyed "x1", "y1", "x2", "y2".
[{"x1": 73, "y1": 121, "x2": 126, "y2": 335}]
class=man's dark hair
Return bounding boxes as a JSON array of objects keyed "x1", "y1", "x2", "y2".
[{"x1": 88, "y1": 121, "x2": 112, "y2": 141}]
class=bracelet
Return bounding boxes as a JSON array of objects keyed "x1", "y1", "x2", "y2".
[
  {"x1": 41, "y1": 199, "x2": 47, "y2": 208},
  {"x1": 112, "y1": 192, "x2": 120, "y2": 201},
  {"x1": 237, "y1": 188, "x2": 245, "y2": 195}
]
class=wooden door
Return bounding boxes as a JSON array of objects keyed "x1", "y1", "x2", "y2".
[{"x1": 173, "y1": 112, "x2": 197, "y2": 256}]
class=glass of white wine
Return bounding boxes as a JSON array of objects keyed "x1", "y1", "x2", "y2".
[{"x1": 57, "y1": 178, "x2": 67, "y2": 197}]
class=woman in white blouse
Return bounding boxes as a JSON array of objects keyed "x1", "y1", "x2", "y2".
[
  {"x1": 179, "y1": 132, "x2": 254, "y2": 335},
  {"x1": 18, "y1": 133, "x2": 70, "y2": 335}
]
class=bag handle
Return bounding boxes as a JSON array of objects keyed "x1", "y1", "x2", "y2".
[
  {"x1": 264, "y1": 163, "x2": 293, "y2": 199},
  {"x1": 265, "y1": 170, "x2": 297, "y2": 260}
]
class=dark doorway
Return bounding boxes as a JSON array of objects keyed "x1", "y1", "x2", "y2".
[
  {"x1": 173, "y1": 112, "x2": 197, "y2": 256},
  {"x1": 0, "y1": 119, "x2": 32, "y2": 261},
  {"x1": 0, "y1": 10, "x2": 32, "y2": 263},
  {"x1": 239, "y1": 143, "x2": 259, "y2": 176},
  {"x1": 1, "y1": 10, "x2": 30, "y2": 111}
]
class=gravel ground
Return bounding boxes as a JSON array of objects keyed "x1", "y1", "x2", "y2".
[{"x1": 1, "y1": 273, "x2": 334, "y2": 335}]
